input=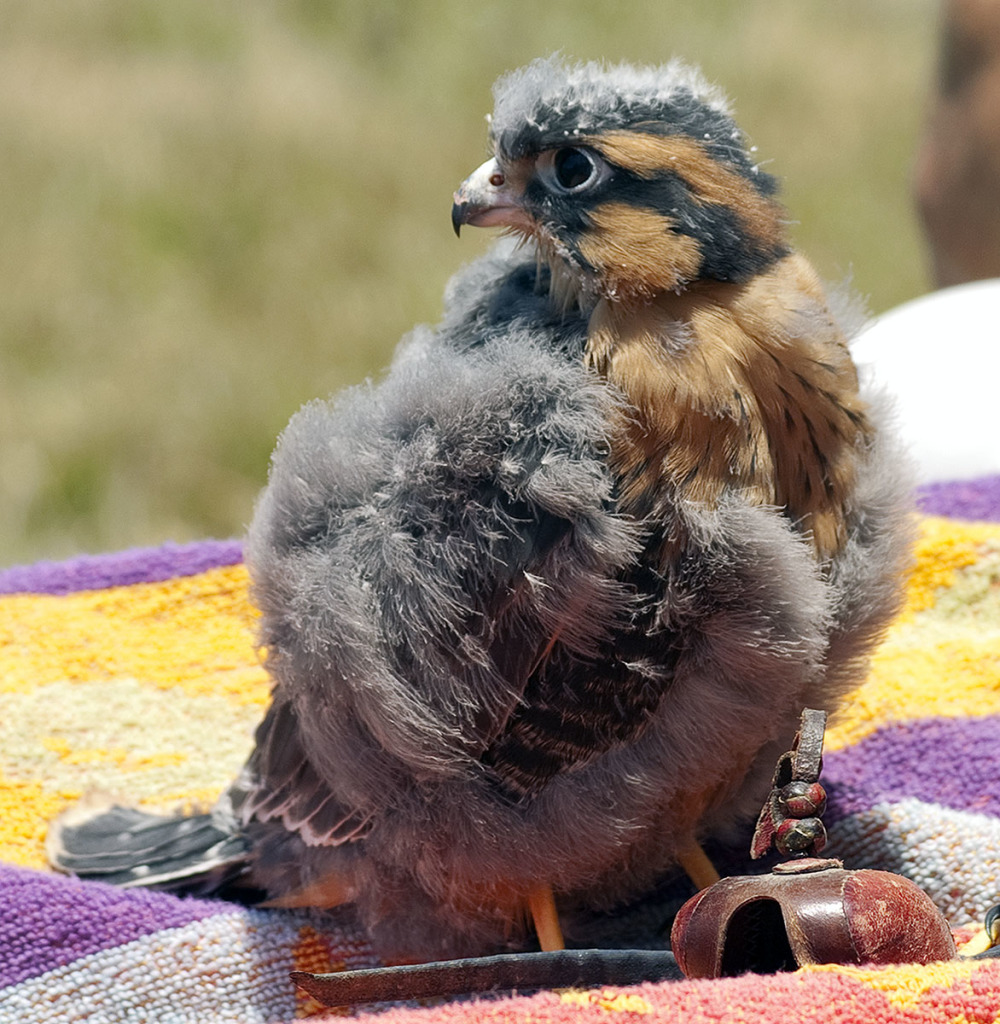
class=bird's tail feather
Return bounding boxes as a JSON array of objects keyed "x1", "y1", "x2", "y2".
[{"x1": 47, "y1": 793, "x2": 255, "y2": 899}]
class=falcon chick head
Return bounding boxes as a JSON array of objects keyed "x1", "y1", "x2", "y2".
[{"x1": 453, "y1": 56, "x2": 788, "y2": 302}]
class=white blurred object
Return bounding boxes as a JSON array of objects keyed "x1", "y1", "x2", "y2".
[{"x1": 853, "y1": 278, "x2": 1000, "y2": 483}]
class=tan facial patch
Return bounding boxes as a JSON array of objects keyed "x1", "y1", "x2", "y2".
[
  {"x1": 582, "y1": 131, "x2": 786, "y2": 252},
  {"x1": 577, "y1": 202, "x2": 704, "y2": 297}
]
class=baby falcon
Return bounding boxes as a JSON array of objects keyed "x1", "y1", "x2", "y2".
[
  {"x1": 454, "y1": 58, "x2": 873, "y2": 563},
  {"x1": 50, "y1": 57, "x2": 911, "y2": 962}
]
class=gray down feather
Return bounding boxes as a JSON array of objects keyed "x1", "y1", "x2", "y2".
[{"x1": 238, "y1": 240, "x2": 912, "y2": 958}]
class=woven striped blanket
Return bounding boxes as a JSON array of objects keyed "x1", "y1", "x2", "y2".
[{"x1": 2, "y1": 475, "x2": 999, "y2": 1023}]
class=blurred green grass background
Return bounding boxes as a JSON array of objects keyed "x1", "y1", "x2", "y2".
[{"x1": 1, "y1": 0, "x2": 938, "y2": 568}]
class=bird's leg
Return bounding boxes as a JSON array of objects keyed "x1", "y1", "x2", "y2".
[
  {"x1": 258, "y1": 870, "x2": 354, "y2": 909},
  {"x1": 527, "y1": 882, "x2": 565, "y2": 951},
  {"x1": 676, "y1": 838, "x2": 721, "y2": 891}
]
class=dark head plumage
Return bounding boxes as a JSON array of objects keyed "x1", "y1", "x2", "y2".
[{"x1": 453, "y1": 56, "x2": 788, "y2": 302}]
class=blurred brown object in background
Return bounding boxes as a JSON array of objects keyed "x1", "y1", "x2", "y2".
[{"x1": 914, "y1": 0, "x2": 1000, "y2": 287}]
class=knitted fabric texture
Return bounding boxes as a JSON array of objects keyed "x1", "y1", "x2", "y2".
[{"x1": 1, "y1": 474, "x2": 1000, "y2": 1023}]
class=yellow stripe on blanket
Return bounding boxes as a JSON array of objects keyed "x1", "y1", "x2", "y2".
[
  {"x1": 800, "y1": 955, "x2": 985, "y2": 1011},
  {"x1": 828, "y1": 517, "x2": 1000, "y2": 751},
  {"x1": 0, "y1": 565, "x2": 269, "y2": 868},
  {"x1": 0, "y1": 564, "x2": 268, "y2": 703}
]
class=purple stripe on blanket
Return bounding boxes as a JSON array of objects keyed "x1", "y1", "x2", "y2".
[
  {"x1": 824, "y1": 715, "x2": 1000, "y2": 825},
  {"x1": 0, "y1": 539, "x2": 243, "y2": 596},
  {"x1": 0, "y1": 478, "x2": 994, "y2": 596},
  {"x1": 917, "y1": 475, "x2": 1000, "y2": 522},
  {"x1": 0, "y1": 864, "x2": 232, "y2": 987}
]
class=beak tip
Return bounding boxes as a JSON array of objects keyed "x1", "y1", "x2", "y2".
[{"x1": 451, "y1": 203, "x2": 464, "y2": 238}]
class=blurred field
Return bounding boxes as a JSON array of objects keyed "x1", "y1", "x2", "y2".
[{"x1": 0, "y1": 0, "x2": 938, "y2": 567}]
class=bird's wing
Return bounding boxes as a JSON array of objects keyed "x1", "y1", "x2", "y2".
[
  {"x1": 242, "y1": 251, "x2": 655, "y2": 825},
  {"x1": 479, "y1": 551, "x2": 678, "y2": 798},
  {"x1": 234, "y1": 694, "x2": 375, "y2": 847}
]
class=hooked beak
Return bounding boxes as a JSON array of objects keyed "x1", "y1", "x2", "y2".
[{"x1": 451, "y1": 158, "x2": 534, "y2": 238}]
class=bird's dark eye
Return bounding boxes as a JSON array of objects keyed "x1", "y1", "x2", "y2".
[
  {"x1": 537, "y1": 146, "x2": 608, "y2": 195},
  {"x1": 553, "y1": 148, "x2": 596, "y2": 190}
]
